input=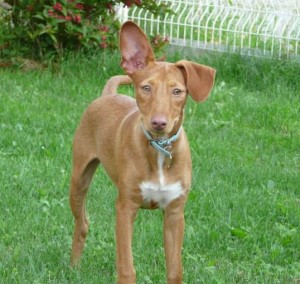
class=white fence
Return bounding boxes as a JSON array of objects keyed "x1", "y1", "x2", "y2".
[{"x1": 118, "y1": 0, "x2": 300, "y2": 61}]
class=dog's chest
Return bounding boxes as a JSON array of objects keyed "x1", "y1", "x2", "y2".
[{"x1": 139, "y1": 153, "x2": 183, "y2": 209}]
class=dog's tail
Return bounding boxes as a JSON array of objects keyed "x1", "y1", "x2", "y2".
[{"x1": 102, "y1": 75, "x2": 132, "y2": 96}]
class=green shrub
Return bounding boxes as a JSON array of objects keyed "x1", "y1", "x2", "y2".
[{"x1": 0, "y1": 0, "x2": 170, "y2": 59}]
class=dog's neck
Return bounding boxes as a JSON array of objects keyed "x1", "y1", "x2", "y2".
[{"x1": 141, "y1": 124, "x2": 182, "y2": 161}]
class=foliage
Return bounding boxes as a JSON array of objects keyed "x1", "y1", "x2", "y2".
[{"x1": 0, "y1": 0, "x2": 170, "y2": 59}]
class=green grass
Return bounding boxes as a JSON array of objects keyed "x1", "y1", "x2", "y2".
[{"x1": 0, "y1": 51, "x2": 299, "y2": 283}]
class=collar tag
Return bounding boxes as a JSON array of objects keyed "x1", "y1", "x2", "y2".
[{"x1": 142, "y1": 125, "x2": 182, "y2": 160}]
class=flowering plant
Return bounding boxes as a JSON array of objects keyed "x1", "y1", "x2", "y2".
[{"x1": 0, "y1": 0, "x2": 170, "y2": 59}]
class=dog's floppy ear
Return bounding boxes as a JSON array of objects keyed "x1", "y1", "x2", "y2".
[
  {"x1": 120, "y1": 21, "x2": 155, "y2": 75},
  {"x1": 175, "y1": 60, "x2": 216, "y2": 102}
]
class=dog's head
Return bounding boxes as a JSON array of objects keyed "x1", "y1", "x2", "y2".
[{"x1": 120, "y1": 21, "x2": 216, "y2": 136}]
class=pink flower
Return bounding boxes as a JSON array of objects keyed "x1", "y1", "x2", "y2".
[
  {"x1": 53, "y1": 2, "x2": 63, "y2": 12},
  {"x1": 98, "y1": 25, "x2": 109, "y2": 32},
  {"x1": 124, "y1": 1, "x2": 133, "y2": 7},
  {"x1": 48, "y1": 9, "x2": 54, "y2": 16},
  {"x1": 100, "y1": 42, "x2": 108, "y2": 49},
  {"x1": 75, "y1": 3, "x2": 84, "y2": 10},
  {"x1": 72, "y1": 15, "x2": 81, "y2": 24}
]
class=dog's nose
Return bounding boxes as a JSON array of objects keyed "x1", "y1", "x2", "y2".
[{"x1": 151, "y1": 116, "x2": 167, "y2": 131}]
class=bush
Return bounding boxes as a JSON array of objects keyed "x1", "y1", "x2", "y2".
[{"x1": 0, "y1": 0, "x2": 170, "y2": 60}]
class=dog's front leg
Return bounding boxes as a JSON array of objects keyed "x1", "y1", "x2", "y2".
[
  {"x1": 115, "y1": 197, "x2": 138, "y2": 284},
  {"x1": 164, "y1": 202, "x2": 185, "y2": 284}
]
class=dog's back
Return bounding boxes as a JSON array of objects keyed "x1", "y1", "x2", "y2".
[{"x1": 72, "y1": 76, "x2": 138, "y2": 184}]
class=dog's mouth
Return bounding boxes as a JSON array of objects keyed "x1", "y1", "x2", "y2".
[
  {"x1": 148, "y1": 129, "x2": 168, "y2": 139},
  {"x1": 141, "y1": 118, "x2": 179, "y2": 140}
]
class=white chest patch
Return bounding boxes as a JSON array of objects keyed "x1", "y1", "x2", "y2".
[
  {"x1": 139, "y1": 153, "x2": 183, "y2": 209},
  {"x1": 140, "y1": 180, "x2": 183, "y2": 209}
]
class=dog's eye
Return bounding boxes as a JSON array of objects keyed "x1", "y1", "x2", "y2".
[
  {"x1": 142, "y1": 85, "x2": 151, "y2": 93},
  {"x1": 173, "y1": 88, "x2": 182, "y2": 96}
]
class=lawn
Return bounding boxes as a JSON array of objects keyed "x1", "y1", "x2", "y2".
[{"x1": 0, "y1": 51, "x2": 299, "y2": 283}]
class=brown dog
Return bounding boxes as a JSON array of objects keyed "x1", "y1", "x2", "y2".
[{"x1": 70, "y1": 21, "x2": 215, "y2": 284}]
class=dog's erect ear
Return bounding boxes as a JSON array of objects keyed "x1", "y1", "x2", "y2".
[
  {"x1": 175, "y1": 60, "x2": 216, "y2": 102},
  {"x1": 120, "y1": 21, "x2": 155, "y2": 75}
]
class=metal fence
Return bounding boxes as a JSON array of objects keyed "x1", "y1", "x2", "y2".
[{"x1": 118, "y1": 0, "x2": 300, "y2": 61}]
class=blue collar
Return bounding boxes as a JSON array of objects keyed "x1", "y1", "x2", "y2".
[{"x1": 142, "y1": 125, "x2": 182, "y2": 159}]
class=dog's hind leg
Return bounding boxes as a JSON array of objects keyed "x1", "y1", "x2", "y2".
[{"x1": 70, "y1": 126, "x2": 99, "y2": 266}]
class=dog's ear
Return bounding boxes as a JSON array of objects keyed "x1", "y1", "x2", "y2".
[
  {"x1": 175, "y1": 60, "x2": 216, "y2": 102},
  {"x1": 120, "y1": 21, "x2": 155, "y2": 75}
]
